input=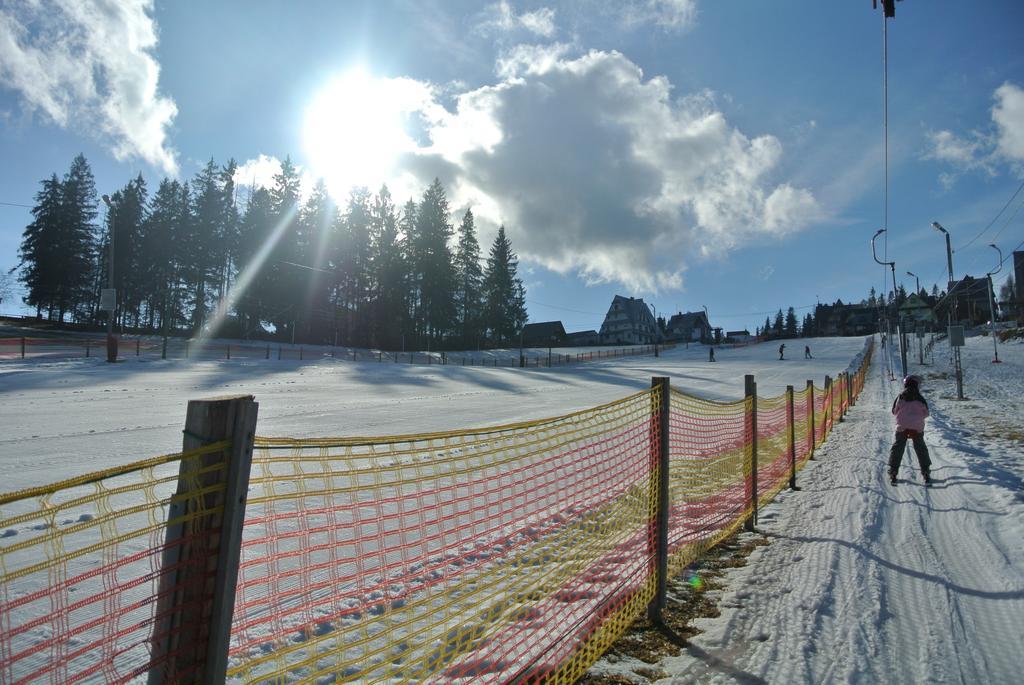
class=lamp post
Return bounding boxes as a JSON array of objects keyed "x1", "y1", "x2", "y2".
[
  {"x1": 906, "y1": 271, "x2": 919, "y2": 296},
  {"x1": 101, "y1": 194, "x2": 118, "y2": 363},
  {"x1": 931, "y1": 221, "x2": 963, "y2": 398},
  {"x1": 871, "y1": 229, "x2": 907, "y2": 378},
  {"x1": 986, "y1": 243, "x2": 1002, "y2": 363}
]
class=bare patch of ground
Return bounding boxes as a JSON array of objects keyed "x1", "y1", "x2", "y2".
[{"x1": 576, "y1": 532, "x2": 769, "y2": 684}]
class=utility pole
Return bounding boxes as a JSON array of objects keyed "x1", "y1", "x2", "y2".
[
  {"x1": 101, "y1": 194, "x2": 118, "y2": 363},
  {"x1": 987, "y1": 244, "x2": 1003, "y2": 364}
]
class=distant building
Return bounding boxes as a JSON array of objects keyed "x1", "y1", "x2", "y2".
[
  {"x1": 521, "y1": 321, "x2": 567, "y2": 346},
  {"x1": 599, "y1": 295, "x2": 663, "y2": 345},
  {"x1": 725, "y1": 329, "x2": 753, "y2": 342},
  {"x1": 665, "y1": 311, "x2": 713, "y2": 343},
  {"x1": 898, "y1": 293, "x2": 937, "y2": 328},
  {"x1": 946, "y1": 275, "x2": 994, "y2": 325},
  {"x1": 566, "y1": 330, "x2": 601, "y2": 346},
  {"x1": 814, "y1": 302, "x2": 878, "y2": 336}
]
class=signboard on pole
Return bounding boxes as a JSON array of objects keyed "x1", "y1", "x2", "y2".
[
  {"x1": 100, "y1": 288, "x2": 116, "y2": 312},
  {"x1": 948, "y1": 325, "x2": 965, "y2": 347}
]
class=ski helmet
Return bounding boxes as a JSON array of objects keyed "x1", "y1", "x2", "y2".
[{"x1": 903, "y1": 374, "x2": 921, "y2": 388}]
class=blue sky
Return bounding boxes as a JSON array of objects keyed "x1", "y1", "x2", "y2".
[{"x1": 2, "y1": 0, "x2": 1023, "y2": 335}]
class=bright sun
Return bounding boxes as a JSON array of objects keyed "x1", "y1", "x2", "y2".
[{"x1": 303, "y1": 68, "x2": 425, "y2": 199}]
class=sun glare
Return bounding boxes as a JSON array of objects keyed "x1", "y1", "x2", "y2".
[{"x1": 303, "y1": 68, "x2": 425, "y2": 198}]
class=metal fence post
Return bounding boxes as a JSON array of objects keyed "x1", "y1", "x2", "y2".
[
  {"x1": 148, "y1": 395, "x2": 258, "y2": 685},
  {"x1": 744, "y1": 374, "x2": 758, "y2": 532},
  {"x1": 647, "y1": 376, "x2": 670, "y2": 624},
  {"x1": 787, "y1": 385, "x2": 798, "y2": 490}
]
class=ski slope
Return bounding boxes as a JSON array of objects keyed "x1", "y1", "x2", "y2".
[{"x1": 1, "y1": 334, "x2": 1022, "y2": 683}]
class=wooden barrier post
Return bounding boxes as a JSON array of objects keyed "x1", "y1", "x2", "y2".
[
  {"x1": 824, "y1": 375, "x2": 833, "y2": 436},
  {"x1": 149, "y1": 395, "x2": 258, "y2": 685},
  {"x1": 647, "y1": 376, "x2": 670, "y2": 624},
  {"x1": 226, "y1": 345, "x2": 230, "y2": 360},
  {"x1": 806, "y1": 380, "x2": 815, "y2": 459},
  {"x1": 185, "y1": 341, "x2": 190, "y2": 359},
  {"x1": 21, "y1": 337, "x2": 26, "y2": 359},
  {"x1": 265, "y1": 345, "x2": 269, "y2": 360},
  {"x1": 787, "y1": 385, "x2": 798, "y2": 490},
  {"x1": 137, "y1": 339, "x2": 141, "y2": 356},
  {"x1": 744, "y1": 374, "x2": 758, "y2": 532},
  {"x1": 162, "y1": 337, "x2": 168, "y2": 360},
  {"x1": 86, "y1": 340, "x2": 90, "y2": 357},
  {"x1": 277, "y1": 346, "x2": 282, "y2": 360}
]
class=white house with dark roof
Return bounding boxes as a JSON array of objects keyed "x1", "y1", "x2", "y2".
[
  {"x1": 665, "y1": 310, "x2": 713, "y2": 343},
  {"x1": 599, "y1": 295, "x2": 663, "y2": 345}
]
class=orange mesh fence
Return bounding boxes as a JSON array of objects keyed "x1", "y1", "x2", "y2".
[
  {"x1": 755, "y1": 395, "x2": 791, "y2": 506},
  {"x1": 0, "y1": 442, "x2": 230, "y2": 684},
  {"x1": 228, "y1": 389, "x2": 659, "y2": 684},
  {"x1": 664, "y1": 391, "x2": 750, "y2": 579},
  {"x1": 793, "y1": 387, "x2": 813, "y2": 467}
]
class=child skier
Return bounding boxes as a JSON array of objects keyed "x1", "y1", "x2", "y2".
[{"x1": 889, "y1": 375, "x2": 932, "y2": 485}]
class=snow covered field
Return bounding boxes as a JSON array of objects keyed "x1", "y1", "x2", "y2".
[
  {"x1": 1, "y1": 333, "x2": 1021, "y2": 683},
  {"x1": 0, "y1": 336, "x2": 864, "y2": 493}
]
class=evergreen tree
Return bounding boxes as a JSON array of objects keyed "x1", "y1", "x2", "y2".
[
  {"x1": 263, "y1": 157, "x2": 303, "y2": 340},
  {"x1": 59, "y1": 154, "x2": 100, "y2": 322},
  {"x1": 368, "y1": 185, "x2": 406, "y2": 349},
  {"x1": 139, "y1": 179, "x2": 187, "y2": 333},
  {"x1": 104, "y1": 175, "x2": 148, "y2": 328},
  {"x1": 338, "y1": 187, "x2": 372, "y2": 346},
  {"x1": 18, "y1": 174, "x2": 64, "y2": 318},
  {"x1": 454, "y1": 208, "x2": 484, "y2": 348},
  {"x1": 412, "y1": 179, "x2": 456, "y2": 345},
  {"x1": 802, "y1": 312, "x2": 814, "y2": 337},
  {"x1": 296, "y1": 180, "x2": 337, "y2": 341},
  {"x1": 234, "y1": 186, "x2": 275, "y2": 336},
  {"x1": 399, "y1": 198, "x2": 420, "y2": 348},
  {"x1": 218, "y1": 159, "x2": 241, "y2": 302},
  {"x1": 867, "y1": 286, "x2": 877, "y2": 308},
  {"x1": 763, "y1": 316, "x2": 772, "y2": 340},
  {"x1": 482, "y1": 225, "x2": 527, "y2": 345},
  {"x1": 772, "y1": 309, "x2": 784, "y2": 338},
  {"x1": 784, "y1": 307, "x2": 798, "y2": 337}
]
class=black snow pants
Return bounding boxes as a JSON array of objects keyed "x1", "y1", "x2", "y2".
[{"x1": 888, "y1": 430, "x2": 931, "y2": 476}]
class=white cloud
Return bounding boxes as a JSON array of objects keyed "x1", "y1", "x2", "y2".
[
  {"x1": 233, "y1": 155, "x2": 316, "y2": 201},
  {"x1": 399, "y1": 48, "x2": 819, "y2": 293},
  {"x1": 992, "y1": 82, "x2": 1024, "y2": 163},
  {"x1": 476, "y1": 2, "x2": 557, "y2": 38},
  {"x1": 925, "y1": 81, "x2": 1024, "y2": 184},
  {"x1": 0, "y1": 0, "x2": 178, "y2": 174},
  {"x1": 622, "y1": 0, "x2": 698, "y2": 32}
]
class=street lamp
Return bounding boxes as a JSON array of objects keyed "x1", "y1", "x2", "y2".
[
  {"x1": 906, "y1": 271, "x2": 919, "y2": 296},
  {"x1": 871, "y1": 229, "x2": 907, "y2": 378},
  {"x1": 931, "y1": 221, "x2": 963, "y2": 398},
  {"x1": 101, "y1": 194, "x2": 118, "y2": 363},
  {"x1": 986, "y1": 243, "x2": 1003, "y2": 363}
]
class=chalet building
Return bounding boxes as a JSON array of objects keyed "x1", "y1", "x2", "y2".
[
  {"x1": 599, "y1": 295, "x2": 663, "y2": 345},
  {"x1": 898, "y1": 293, "x2": 937, "y2": 328},
  {"x1": 521, "y1": 321, "x2": 567, "y2": 346},
  {"x1": 814, "y1": 302, "x2": 878, "y2": 336},
  {"x1": 665, "y1": 311, "x2": 713, "y2": 343},
  {"x1": 945, "y1": 275, "x2": 995, "y2": 326},
  {"x1": 725, "y1": 329, "x2": 753, "y2": 342},
  {"x1": 566, "y1": 330, "x2": 601, "y2": 346}
]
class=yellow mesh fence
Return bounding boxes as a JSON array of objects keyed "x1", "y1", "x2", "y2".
[
  {"x1": 0, "y1": 442, "x2": 230, "y2": 684},
  {"x1": 664, "y1": 390, "x2": 750, "y2": 581},
  {"x1": 756, "y1": 394, "x2": 791, "y2": 507},
  {"x1": 227, "y1": 389, "x2": 659, "y2": 684},
  {"x1": 793, "y1": 386, "x2": 813, "y2": 467}
]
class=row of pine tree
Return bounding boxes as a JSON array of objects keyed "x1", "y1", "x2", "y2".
[{"x1": 16, "y1": 155, "x2": 528, "y2": 350}]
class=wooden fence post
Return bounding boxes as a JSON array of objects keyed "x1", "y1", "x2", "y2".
[
  {"x1": 744, "y1": 374, "x2": 758, "y2": 532},
  {"x1": 21, "y1": 337, "x2": 26, "y2": 359},
  {"x1": 137, "y1": 339, "x2": 141, "y2": 356},
  {"x1": 647, "y1": 377, "x2": 670, "y2": 624},
  {"x1": 806, "y1": 380, "x2": 815, "y2": 459},
  {"x1": 787, "y1": 385, "x2": 798, "y2": 490},
  {"x1": 148, "y1": 395, "x2": 258, "y2": 685}
]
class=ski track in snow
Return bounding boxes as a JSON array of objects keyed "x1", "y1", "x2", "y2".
[{"x1": 659, "y1": 336, "x2": 1024, "y2": 684}]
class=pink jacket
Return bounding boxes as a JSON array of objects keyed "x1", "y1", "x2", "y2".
[{"x1": 892, "y1": 396, "x2": 929, "y2": 433}]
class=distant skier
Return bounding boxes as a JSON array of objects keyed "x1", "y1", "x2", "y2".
[
  {"x1": 709, "y1": 347, "x2": 715, "y2": 362},
  {"x1": 889, "y1": 375, "x2": 932, "y2": 486},
  {"x1": 805, "y1": 345, "x2": 812, "y2": 359},
  {"x1": 778, "y1": 343, "x2": 785, "y2": 360}
]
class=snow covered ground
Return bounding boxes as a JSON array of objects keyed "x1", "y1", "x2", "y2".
[
  {"x1": 0, "y1": 336, "x2": 863, "y2": 493},
  {"x1": 1, "y1": 333, "x2": 1021, "y2": 683}
]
